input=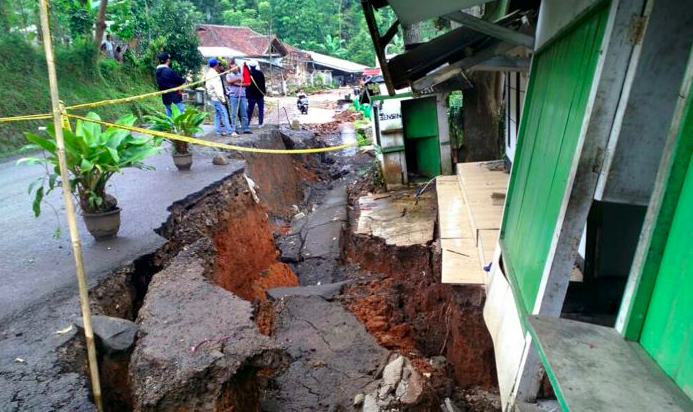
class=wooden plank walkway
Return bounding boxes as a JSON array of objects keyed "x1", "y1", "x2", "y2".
[{"x1": 437, "y1": 162, "x2": 509, "y2": 285}]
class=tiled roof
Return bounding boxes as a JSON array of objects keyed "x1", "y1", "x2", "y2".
[{"x1": 196, "y1": 24, "x2": 288, "y2": 56}]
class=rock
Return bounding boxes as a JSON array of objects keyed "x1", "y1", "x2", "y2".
[
  {"x1": 442, "y1": 398, "x2": 464, "y2": 412},
  {"x1": 212, "y1": 155, "x2": 228, "y2": 165},
  {"x1": 266, "y1": 280, "x2": 350, "y2": 301},
  {"x1": 292, "y1": 211, "x2": 306, "y2": 221},
  {"x1": 129, "y1": 243, "x2": 286, "y2": 411},
  {"x1": 382, "y1": 355, "x2": 404, "y2": 389},
  {"x1": 74, "y1": 315, "x2": 137, "y2": 355},
  {"x1": 400, "y1": 368, "x2": 425, "y2": 405},
  {"x1": 430, "y1": 355, "x2": 448, "y2": 369},
  {"x1": 353, "y1": 393, "x2": 365, "y2": 407},
  {"x1": 291, "y1": 119, "x2": 300, "y2": 130},
  {"x1": 363, "y1": 393, "x2": 379, "y2": 412}
]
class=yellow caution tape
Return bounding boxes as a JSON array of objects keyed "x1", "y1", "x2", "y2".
[
  {"x1": 0, "y1": 113, "x2": 53, "y2": 123},
  {"x1": 66, "y1": 69, "x2": 233, "y2": 110},
  {"x1": 66, "y1": 113, "x2": 355, "y2": 154},
  {"x1": 0, "y1": 69, "x2": 236, "y2": 124}
]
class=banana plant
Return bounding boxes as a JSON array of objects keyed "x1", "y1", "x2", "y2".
[
  {"x1": 144, "y1": 106, "x2": 207, "y2": 155},
  {"x1": 18, "y1": 112, "x2": 162, "y2": 216}
]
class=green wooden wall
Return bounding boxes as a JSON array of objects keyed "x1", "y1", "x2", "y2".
[
  {"x1": 638, "y1": 79, "x2": 693, "y2": 401},
  {"x1": 500, "y1": 4, "x2": 609, "y2": 313}
]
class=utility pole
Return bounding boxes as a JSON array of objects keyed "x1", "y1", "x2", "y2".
[{"x1": 37, "y1": 0, "x2": 103, "y2": 411}]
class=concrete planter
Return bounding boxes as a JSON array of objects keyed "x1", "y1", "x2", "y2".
[
  {"x1": 83, "y1": 207, "x2": 121, "y2": 240},
  {"x1": 172, "y1": 153, "x2": 193, "y2": 171}
]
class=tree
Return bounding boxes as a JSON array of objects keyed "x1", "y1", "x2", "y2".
[
  {"x1": 94, "y1": 0, "x2": 108, "y2": 46},
  {"x1": 460, "y1": 2, "x2": 508, "y2": 161},
  {"x1": 109, "y1": 0, "x2": 204, "y2": 76}
]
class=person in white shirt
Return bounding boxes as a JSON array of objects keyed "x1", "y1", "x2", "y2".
[
  {"x1": 205, "y1": 59, "x2": 232, "y2": 136},
  {"x1": 100, "y1": 34, "x2": 114, "y2": 59}
]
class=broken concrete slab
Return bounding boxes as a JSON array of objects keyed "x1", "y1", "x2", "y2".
[
  {"x1": 266, "y1": 280, "x2": 350, "y2": 301},
  {"x1": 293, "y1": 257, "x2": 339, "y2": 286},
  {"x1": 276, "y1": 233, "x2": 302, "y2": 263},
  {"x1": 356, "y1": 190, "x2": 436, "y2": 247},
  {"x1": 264, "y1": 295, "x2": 388, "y2": 411},
  {"x1": 301, "y1": 221, "x2": 343, "y2": 259},
  {"x1": 75, "y1": 315, "x2": 137, "y2": 355},
  {"x1": 302, "y1": 204, "x2": 347, "y2": 230},
  {"x1": 129, "y1": 244, "x2": 287, "y2": 411},
  {"x1": 321, "y1": 185, "x2": 348, "y2": 207}
]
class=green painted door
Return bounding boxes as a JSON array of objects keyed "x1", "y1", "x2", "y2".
[
  {"x1": 402, "y1": 97, "x2": 441, "y2": 177},
  {"x1": 500, "y1": 4, "x2": 609, "y2": 313},
  {"x1": 639, "y1": 148, "x2": 693, "y2": 401}
]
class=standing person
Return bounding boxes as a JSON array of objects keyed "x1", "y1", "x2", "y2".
[
  {"x1": 101, "y1": 34, "x2": 114, "y2": 59},
  {"x1": 226, "y1": 59, "x2": 251, "y2": 135},
  {"x1": 155, "y1": 52, "x2": 185, "y2": 117},
  {"x1": 246, "y1": 61, "x2": 266, "y2": 127},
  {"x1": 205, "y1": 59, "x2": 232, "y2": 136}
]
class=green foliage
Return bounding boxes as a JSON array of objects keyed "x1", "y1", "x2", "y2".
[
  {"x1": 18, "y1": 112, "x2": 162, "y2": 215},
  {"x1": 448, "y1": 91, "x2": 463, "y2": 150},
  {"x1": 145, "y1": 106, "x2": 207, "y2": 154},
  {"x1": 0, "y1": 35, "x2": 161, "y2": 156},
  {"x1": 110, "y1": 0, "x2": 204, "y2": 76}
]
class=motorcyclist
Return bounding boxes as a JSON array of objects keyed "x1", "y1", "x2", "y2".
[{"x1": 296, "y1": 89, "x2": 309, "y2": 115}]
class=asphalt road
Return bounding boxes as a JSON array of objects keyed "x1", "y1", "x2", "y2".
[{"x1": 0, "y1": 142, "x2": 243, "y2": 324}]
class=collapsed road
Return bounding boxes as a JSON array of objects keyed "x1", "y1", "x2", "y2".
[{"x1": 0, "y1": 107, "x2": 502, "y2": 411}]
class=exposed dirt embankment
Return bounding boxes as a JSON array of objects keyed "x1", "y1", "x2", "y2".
[
  {"x1": 344, "y1": 230, "x2": 498, "y2": 392},
  {"x1": 228, "y1": 129, "x2": 320, "y2": 217},
  {"x1": 213, "y1": 197, "x2": 298, "y2": 301}
]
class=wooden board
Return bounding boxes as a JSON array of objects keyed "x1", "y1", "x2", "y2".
[
  {"x1": 528, "y1": 316, "x2": 693, "y2": 412},
  {"x1": 441, "y1": 238, "x2": 485, "y2": 284},
  {"x1": 436, "y1": 176, "x2": 474, "y2": 240},
  {"x1": 457, "y1": 162, "x2": 509, "y2": 245},
  {"x1": 478, "y1": 229, "x2": 499, "y2": 266}
]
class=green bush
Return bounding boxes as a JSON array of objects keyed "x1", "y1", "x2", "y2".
[{"x1": 0, "y1": 36, "x2": 162, "y2": 157}]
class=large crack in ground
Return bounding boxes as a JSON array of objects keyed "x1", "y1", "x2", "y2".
[{"x1": 2, "y1": 124, "x2": 502, "y2": 412}]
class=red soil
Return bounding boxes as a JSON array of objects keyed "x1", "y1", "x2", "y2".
[{"x1": 213, "y1": 203, "x2": 298, "y2": 302}]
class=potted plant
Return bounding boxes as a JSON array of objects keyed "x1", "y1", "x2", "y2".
[
  {"x1": 145, "y1": 106, "x2": 207, "y2": 171},
  {"x1": 18, "y1": 112, "x2": 162, "y2": 240}
]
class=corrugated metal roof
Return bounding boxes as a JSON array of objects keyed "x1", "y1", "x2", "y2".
[
  {"x1": 386, "y1": 0, "x2": 493, "y2": 25},
  {"x1": 307, "y1": 51, "x2": 368, "y2": 73},
  {"x1": 198, "y1": 46, "x2": 247, "y2": 59}
]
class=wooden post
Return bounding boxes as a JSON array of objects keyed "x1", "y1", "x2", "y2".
[{"x1": 37, "y1": 1, "x2": 103, "y2": 411}]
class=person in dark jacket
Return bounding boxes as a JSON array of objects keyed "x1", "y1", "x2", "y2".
[
  {"x1": 246, "y1": 61, "x2": 266, "y2": 126},
  {"x1": 155, "y1": 52, "x2": 186, "y2": 117}
]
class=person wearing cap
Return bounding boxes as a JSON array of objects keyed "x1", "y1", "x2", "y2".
[
  {"x1": 205, "y1": 59, "x2": 233, "y2": 136},
  {"x1": 155, "y1": 52, "x2": 186, "y2": 117},
  {"x1": 246, "y1": 60, "x2": 266, "y2": 127},
  {"x1": 225, "y1": 59, "x2": 251, "y2": 135}
]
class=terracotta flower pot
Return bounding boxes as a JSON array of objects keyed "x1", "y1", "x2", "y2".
[{"x1": 83, "y1": 207, "x2": 121, "y2": 240}]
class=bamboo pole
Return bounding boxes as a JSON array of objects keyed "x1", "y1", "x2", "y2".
[{"x1": 37, "y1": 1, "x2": 104, "y2": 411}]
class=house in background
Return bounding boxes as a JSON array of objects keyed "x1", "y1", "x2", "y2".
[
  {"x1": 304, "y1": 51, "x2": 367, "y2": 86},
  {"x1": 196, "y1": 24, "x2": 366, "y2": 92}
]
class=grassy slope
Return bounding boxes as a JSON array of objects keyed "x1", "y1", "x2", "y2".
[{"x1": 0, "y1": 36, "x2": 161, "y2": 157}]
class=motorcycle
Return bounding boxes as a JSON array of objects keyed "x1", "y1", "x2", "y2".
[{"x1": 297, "y1": 93, "x2": 309, "y2": 115}]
